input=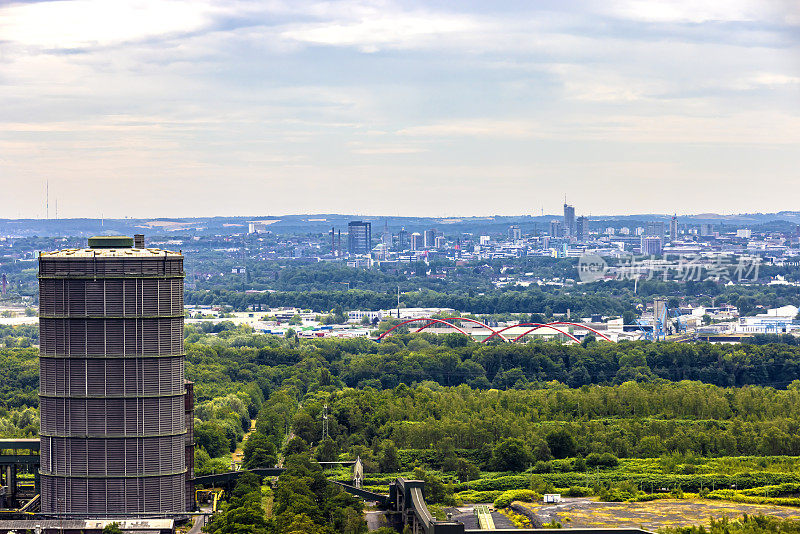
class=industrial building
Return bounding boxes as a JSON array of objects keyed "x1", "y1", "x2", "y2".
[{"x1": 38, "y1": 235, "x2": 191, "y2": 515}]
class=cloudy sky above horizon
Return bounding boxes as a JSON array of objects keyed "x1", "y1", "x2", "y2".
[{"x1": 1, "y1": 0, "x2": 798, "y2": 218}]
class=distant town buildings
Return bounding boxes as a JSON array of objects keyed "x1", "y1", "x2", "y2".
[{"x1": 219, "y1": 206, "x2": 800, "y2": 271}]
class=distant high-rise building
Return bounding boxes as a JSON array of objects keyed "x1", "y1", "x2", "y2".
[
  {"x1": 508, "y1": 225, "x2": 522, "y2": 241},
  {"x1": 669, "y1": 216, "x2": 678, "y2": 243},
  {"x1": 619, "y1": 227, "x2": 631, "y2": 235},
  {"x1": 410, "y1": 232, "x2": 421, "y2": 251},
  {"x1": 641, "y1": 235, "x2": 663, "y2": 255},
  {"x1": 563, "y1": 203, "x2": 576, "y2": 237},
  {"x1": 248, "y1": 221, "x2": 270, "y2": 234},
  {"x1": 550, "y1": 220, "x2": 563, "y2": 238},
  {"x1": 397, "y1": 227, "x2": 409, "y2": 250},
  {"x1": 423, "y1": 229, "x2": 436, "y2": 248},
  {"x1": 434, "y1": 235, "x2": 446, "y2": 249},
  {"x1": 646, "y1": 221, "x2": 665, "y2": 238},
  {"x1": 39, "y1": 236, "x2": 189, "y2": 514},
  {"x1": 347, "y1": 221, "x2": 372, "y2": 255},
  {"x1": 381, "y1": 221, "x2": 392, "y2": 248},
  {"x1": 576, "y1": 217, "x2": 588, "y2": 241},
  {"x1": 700, "y1": 223, "x2": 714, "y2": 237}
]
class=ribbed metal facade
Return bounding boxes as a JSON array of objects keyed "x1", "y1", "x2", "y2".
[{"x1": 39, "y1": 248, "x2": 187, "y2": 515}]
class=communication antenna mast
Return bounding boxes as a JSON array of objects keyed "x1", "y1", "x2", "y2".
[{"x1": 321, "y1": 404, "x2": 330, "y2": 440}]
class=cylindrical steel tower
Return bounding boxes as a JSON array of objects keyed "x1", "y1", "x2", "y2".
[{"x1": 38, "y1": 236, "x2": 186, "y2": 514}]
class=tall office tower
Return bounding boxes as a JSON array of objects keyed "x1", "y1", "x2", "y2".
[
  {"x1": 347, "y1": 221, "x2": 372, "y2": 255},
  {"x1": 550, "y1": 220, "x2": 563, "y2": 238},
  {"x1": 669, "y1": 216, "x2": 678, "y2": 243},
  {"x1": 434, "y1": 235, "x2": 446, "y2": 249},
  {"x1": 381, "y1": 221, "x2": 392, "y2": 248},
  {"x1": 38, "y1": 236, "x2": 188, "y2": 514},
  {"x1": 646, "y1": 221, "x2": 666, "y2": 238},
  {"x1": 397, "y1": 227, "x2": 409, "y2": 251},
  {"x1": 508, "y1": 225, "x2": 522, "y2": 241},
  {"x1": 563, "y1": 203, "x2": 576, "y2": 238},
  {"x1": 423, "y1": 229, "x2": 436, "y2": 249},
  {"x1": 575, "y1": 216, "x2": 588, "y2": 242},
  {"x1": 410, "y1": 232, "x2": 421, "y2": 251},
  {"x1": 700, "y1": 223, "x2": 713, "y2": 237}
]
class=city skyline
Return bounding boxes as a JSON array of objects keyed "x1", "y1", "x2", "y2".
[{"x1": 1, "y1": 0, "x2": 798, "y2": 218}]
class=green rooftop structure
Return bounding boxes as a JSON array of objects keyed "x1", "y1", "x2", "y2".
[{"x1": 87, "y1": 236, "x2": 135, "y2": 249}]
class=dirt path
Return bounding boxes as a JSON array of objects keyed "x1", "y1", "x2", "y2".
[{"x1": 231, "y1": 419, "x2": 256, "y2": 467}]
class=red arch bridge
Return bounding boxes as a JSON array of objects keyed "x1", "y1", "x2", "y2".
[{"x1": 376, "y1": 317, "x2": 613, "y2": 344}]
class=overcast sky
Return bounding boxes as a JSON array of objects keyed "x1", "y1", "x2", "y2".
[{"x1": 1, "y1": 0, "x2": 798, "y2": 219}]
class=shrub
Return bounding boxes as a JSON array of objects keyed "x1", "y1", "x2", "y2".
[
  {"x1": 586, "y1": 452, "x2": 620, "y2": 468},
  {"x1": 454, "y1": 490, "x2": 505, "y2": 503},
  {"x1": 565, "y1": 486, "x2": 592, "y2": 497},
  {"x1": 533, "y1": 461, "x2": 553, "y2": 473},
  {"x1": 493, "y1": 489, "x2": 541, "y2": 509}
]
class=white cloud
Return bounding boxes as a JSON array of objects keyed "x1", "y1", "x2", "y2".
[
  {"x1": 0, "y1": 0, "x2": 219, "y2": 48},
  {"x1": 602, "y1": 0, "x2": 789, "y2": 23},
  {"x1": 748, "y1": 73, "x2": 800, "y2": 86},
  {"x1": 279, "y1": 8, "x2": 478, "y2": 51},
  {"x1": 397, "y1": 120, "x2": 537, "y2": 138},
  {"x1": 0, "y1": 0, "x2": 798, "y2": 217}
]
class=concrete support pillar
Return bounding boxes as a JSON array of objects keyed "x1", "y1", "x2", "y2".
[{"x1": 9, "y1": 465, "x2": 16, "y2": 502}]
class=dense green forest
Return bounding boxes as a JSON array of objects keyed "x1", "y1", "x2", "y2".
[
  {"x1": 185, "y1": 279, "x2": 800, "y2": 316},
  {"x1": 5, "y1": 323, "x2": 800, "y2": 532}
]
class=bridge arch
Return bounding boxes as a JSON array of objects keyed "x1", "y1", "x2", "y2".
[
  {"x1": 508, "y1": 324, "x2": 581, "y2": 343},
  {"x1": 376, "y1": 318, "x2": 471, "y2": 341},
  {"x1": 545, "y1": 322, "x2": 613, "y2": 342},
  {"x1": 415, "y1": 317, "x2": 509, "y2": 342},
  {"x1": 482, "y1": 321, "x2": 613, "y2": 343}
]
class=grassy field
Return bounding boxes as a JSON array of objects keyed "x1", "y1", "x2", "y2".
[{"x1": 326, "y1": 453, "x2": 800, "y2": 530}]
